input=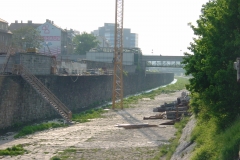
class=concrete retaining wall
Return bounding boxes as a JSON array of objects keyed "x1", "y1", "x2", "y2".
[
  {"x1": 15, "y1": 53, "x2": 52, "y2": 75},
  {"x1": 84, "y1": 60, "x2": 137, "y2": 73},
  {"x1": 0, "y1": 72, "x2": 174, "y2": 129}
]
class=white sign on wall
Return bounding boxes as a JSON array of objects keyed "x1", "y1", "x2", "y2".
[{"x1": 37, "y1": 22, "x2": 61, "y2": 55}]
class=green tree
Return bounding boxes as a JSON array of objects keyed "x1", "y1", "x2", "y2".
[
  {"x1": 12, "y1": 26, "x2": 43, "y2": 50},
  {"x1": 182, "y1": 0, "x2": 240, "y2": 128},
  {"x1": 73, "y1": 32, "x2": 99, "y2": 55}
]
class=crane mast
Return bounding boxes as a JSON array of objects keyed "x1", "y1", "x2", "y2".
[{"x1": 112, "y1": 0, "x2": 124, "y2": 109}]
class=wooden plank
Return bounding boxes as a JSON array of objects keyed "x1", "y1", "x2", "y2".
[
  {"x1": 143, "y1": 116, "x2": 163, "y2": 120},
  {"x1": 114, "y1": 123, "x2": 158, "y2": 129}
]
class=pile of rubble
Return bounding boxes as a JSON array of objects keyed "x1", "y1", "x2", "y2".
[{"x1": 143, "y1": 92, "x2": 190, "y2": 123}]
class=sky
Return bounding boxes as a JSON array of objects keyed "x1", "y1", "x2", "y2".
[{"x1": 1, "y1": 0, "x2": 209, "y2": 56}]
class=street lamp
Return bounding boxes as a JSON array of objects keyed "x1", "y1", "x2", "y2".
[{"x1": 64, "y1": 45, "x2": 67, "y2": 54}]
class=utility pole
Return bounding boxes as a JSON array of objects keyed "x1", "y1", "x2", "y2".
[
  {"x1": 112, "y1": 0, "x2": 124, "y2": 109},
  {"x1": 234, "y1": 58, "x2": 240, "y2": 82}
]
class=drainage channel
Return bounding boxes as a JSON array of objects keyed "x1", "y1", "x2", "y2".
[{"x1": 98, "y1": 78, "x2": 178, "y2": 108}]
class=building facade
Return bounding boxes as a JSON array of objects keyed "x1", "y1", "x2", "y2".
[
  {"x1": 95, "y1": 36, "x2": 111, "y2": 48},
  {"x1": 37, "y1": 19, "x2": 68, "y2": 55},
  {"x1": 10, "y1": 19, "x2": 69, "y2": 55},
  {"x1": 0, "y1": 18, "x2": 12, "y2": 49},
  {"x1": 92, "y1": 23, "x2": 138, "y2": 48},
  {"x1": 130, "y1": 33, "x2": 138, "y2": 48}
]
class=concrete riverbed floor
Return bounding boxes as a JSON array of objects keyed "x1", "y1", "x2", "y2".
[{"x1": 0, "y1": 90, "x2": 187, "y2": 160}]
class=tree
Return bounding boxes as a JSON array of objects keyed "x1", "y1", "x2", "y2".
[
  {"x1": 73, "y1": 32, "x2": 99, "y2": 55},
  {"x1": 12, "y1": 26, "x2": 43, "y2": 50},
  {"x1": 182, "y1": 0, "x2": 240, "y2": 128}
]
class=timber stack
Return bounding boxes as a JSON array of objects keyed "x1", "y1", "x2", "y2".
[{"x1": 144, "y1": 92, "x2": 190, "y2": 120}]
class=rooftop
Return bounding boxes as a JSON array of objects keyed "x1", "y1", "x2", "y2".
[
  {"x1": 45, "y1": 19, "x2": 65, "y2": 32},
  {"x1": 9, "y1": 20, "x2": 41, "y2": 31},
  {"x1": 0, "y1": 18, "x2": 8, "y2": 23}
]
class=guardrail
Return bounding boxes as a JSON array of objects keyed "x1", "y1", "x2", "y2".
[{"x1": 56, "y1": 68, "x2": 114, "y2": 76}]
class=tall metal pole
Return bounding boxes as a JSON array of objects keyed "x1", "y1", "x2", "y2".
[{"x1": 112, "y1": 0, "x2": 124, "y2": 109}]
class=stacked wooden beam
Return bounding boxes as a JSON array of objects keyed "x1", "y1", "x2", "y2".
[{"x1": 144, "y1": 92, "x2": 190, "y2": 120}]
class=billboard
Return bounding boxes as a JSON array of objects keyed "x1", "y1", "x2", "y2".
[{"x1": 37, "y1": 22, "x2": 61, "y2": 55}]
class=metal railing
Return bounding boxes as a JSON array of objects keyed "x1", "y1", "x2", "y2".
[{"x1": 57, "y1": 68, "x2": 114, "y2": 76}]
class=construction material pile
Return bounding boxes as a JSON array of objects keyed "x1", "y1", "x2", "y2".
[{"x1": 144, "y1": 92, "x2": 190, "y2": 120}]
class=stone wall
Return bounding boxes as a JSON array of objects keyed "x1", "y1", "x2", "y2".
[{"x1": 0, "y1": 72, "x2": 173, "y2": 129}]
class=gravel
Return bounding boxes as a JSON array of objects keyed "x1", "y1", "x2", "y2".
[{"x1": 0, "y1": 90, "x2": 188, "y2": 160}]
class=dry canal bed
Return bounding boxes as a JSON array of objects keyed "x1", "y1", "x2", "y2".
[{"x1": 0, "y1": 90, "x2": 186, "y2": 160}]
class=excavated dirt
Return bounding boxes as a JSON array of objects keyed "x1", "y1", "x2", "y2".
[{"x1": 0, "y1": 90, "x2": 188, "y2": 160}]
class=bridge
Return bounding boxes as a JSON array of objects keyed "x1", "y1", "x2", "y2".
[{"x1": 142, "y1": 55, "x2": 185, "y2": 68}]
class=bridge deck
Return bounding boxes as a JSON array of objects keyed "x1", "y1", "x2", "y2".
[{"x1": 142, "y1": 55, "x2": 185, "y2": 68}]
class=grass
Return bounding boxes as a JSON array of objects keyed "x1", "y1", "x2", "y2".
[
  {"x1": 190, "y1": 117, "x2": 240, "y2": 160},
  {"x1": 122, "y1": 77, "x2": 189, "y2": 107},
  {"x1": 151, "y1": 116, "x2": 190, "y2": 160},
  {"x1": 51, "y1": 147, "x2": 161, "y2": 160},
  {"x1": 51, "y1": 147, "x2": 78, "y2": 160},
  {"x1": 0, "y1": 144, "x2": 28, "y2": 156},
  {"x1": 14, "y1": 122, "x2": 67, "y2": 138},
  {"x1": 72, "y1": 108, "x2": 108, "y2": 123}
]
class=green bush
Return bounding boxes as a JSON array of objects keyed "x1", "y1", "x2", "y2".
[
  {"x1": 191, "y1": 117, "x2": 240, "y2": 160},
  {"x1": 218, "y1": 118, "x2": 240, "y2": 160}
]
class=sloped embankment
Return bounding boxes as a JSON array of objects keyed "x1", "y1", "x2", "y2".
[{"x1": 170, "y1": 115, "x2": 196, "y2": 160}]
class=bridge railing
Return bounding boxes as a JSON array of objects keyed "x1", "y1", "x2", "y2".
[{"x1": 145, "y1": 61, "x2": 185, "y2": 68}]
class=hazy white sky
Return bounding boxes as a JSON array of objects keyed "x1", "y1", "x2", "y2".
[{"x1": 2, "y1": 0, "x2": 209, "y2": 55}]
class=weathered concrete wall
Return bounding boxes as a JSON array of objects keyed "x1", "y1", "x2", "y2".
[
  {"x1": 0, "y1": 54, "x2": 54, "y2": 75},
  {"x1": 15, "y1": 53, "x2": 53, "y2": 75},
  {"x1": 0, "y1": 73, "x2": 173, "y2": 129},
  {"x1": 56, "y1": 61, "x2": 87, "y2": 75}
]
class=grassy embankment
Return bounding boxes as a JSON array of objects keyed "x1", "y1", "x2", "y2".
[{"x1": 190, "y1": 116, "x2": 240, "y2": 160}]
